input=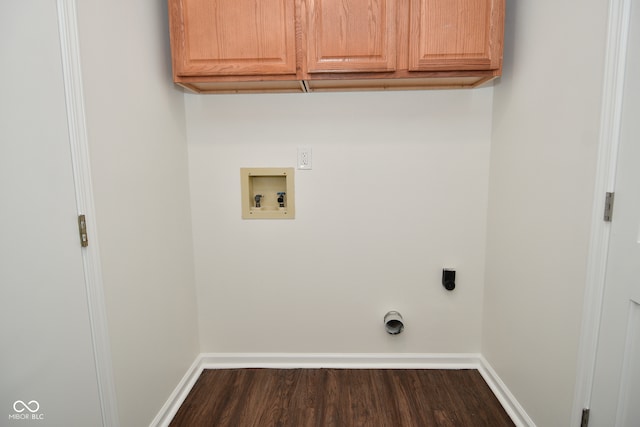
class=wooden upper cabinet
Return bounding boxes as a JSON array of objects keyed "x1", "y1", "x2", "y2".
[
  {"x1": 408, "y1": 0, "x2": 503, "y2": 71},
  {"x1": 304, "y1": 0, "x2": 396, "y2": 73},
  {"x1": 167, "y1": 0, "x2": 505, "y2": 92},
  {"x1": 169, "y1": 0, "x2": 297, "y2": 77}
]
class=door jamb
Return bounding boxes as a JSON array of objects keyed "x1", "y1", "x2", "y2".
[
  {"x1": 571, "y1": 0, "x2": 632, "y2": 424},
  {"x1": 56, "y1": 1, "x2": 120, "y2": 425}
]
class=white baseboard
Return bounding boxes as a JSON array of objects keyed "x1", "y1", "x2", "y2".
[
  {"x1": 478, "y1": 355, "x2": 536, "y2": 427},
  {"x1": 150, "y1": 357, "x2": 204, "y2": 427},
  {"x1": 151, "y1": 353, "x2": 534, "y2": 427},
  {"x1": 198, "y1": 352, "x2": 481, "y2": 369}
]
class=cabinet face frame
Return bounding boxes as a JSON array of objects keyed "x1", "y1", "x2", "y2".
[
  {"x1": 302, "y1": 0, "x2": 397, "y2": 73},
  {"x1": 169, "y1": 0, "x2": 298, "y2": 77},
  {"x1": 407, "y1": 0, "x2": 504, "y2": 71}
]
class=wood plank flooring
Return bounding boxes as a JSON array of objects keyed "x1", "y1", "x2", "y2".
[{"x1": 169, "y1": 369, "x2": 514, "y2": 427}]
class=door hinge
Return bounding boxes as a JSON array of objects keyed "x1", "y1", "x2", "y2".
[
  {"x1": 78, "y1": 214, "x2": 88, "y2": 247},
  {"x1": 581, "y1": 408, "x2": 590, "y2": 427},
  {"x1": 604, "y1": 192, "x2": 615, "y2": 222}
]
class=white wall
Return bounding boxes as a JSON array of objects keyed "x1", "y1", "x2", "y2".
[
  {"x1": 76, "y1": 1, "x2": 199, "y2": 426},
  {"x1": 186, "y1": 89, "x2": 493, "y2": 353},
  {"x1": 483, "y1": 0, "x2": 609, "y2": 425}
]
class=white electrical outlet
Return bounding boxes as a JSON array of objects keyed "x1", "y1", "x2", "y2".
[{"x1": 297, "y1": 147, "x2": 312, "y2": 170}]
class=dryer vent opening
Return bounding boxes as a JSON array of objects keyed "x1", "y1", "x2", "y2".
[{"x1": 384, "y1": 311, "x2": 404, "y2": 335}]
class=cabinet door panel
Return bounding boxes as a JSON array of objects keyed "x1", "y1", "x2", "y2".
[
  {"x1": 409, "y1": 0, "x2": 503, "y2": 71},
  {"x1": 305, "y1": 0, "x2": 396, "y2": 73},
  {"x1": 170, "y1": 0, "x2": 296, "y2": 76}
]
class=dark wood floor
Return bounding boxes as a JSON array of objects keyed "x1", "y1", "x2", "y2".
[{"x1": 169, "y1": 369, "x2": 514, "y2": 427}]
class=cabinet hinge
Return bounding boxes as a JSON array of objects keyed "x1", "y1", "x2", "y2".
[
  {"x1": 78, "y1": 214, "x2": 88, "y2": 247},
  {"x1": 581, "y1": 408, "x2": 590, "y2": 427},
  {"x1": 604, "y1": 192, "x2": 615, "y2": 222}
]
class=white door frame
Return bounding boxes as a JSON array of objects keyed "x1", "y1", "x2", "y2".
[
  {"x1": 571, "y1": 0, "x2": 633, "y2": 424},
  {"x1": 56, "y1": 1, "x2": 119, "y2": 425}
]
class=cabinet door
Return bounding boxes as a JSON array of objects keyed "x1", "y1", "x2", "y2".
[
  {"x1": 170, "y1": 0, "x2": 296, "y2": 76},
  {"x1": 408, "y1": 0, "x2": 504, "y2": 71},
  {"x1": 305, "y1": 0, "x2": 396, "y2": 73}
]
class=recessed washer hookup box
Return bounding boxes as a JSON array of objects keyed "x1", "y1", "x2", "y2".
[{"x1": 240, "y1": 168, "x2": 295, "y2": 219}]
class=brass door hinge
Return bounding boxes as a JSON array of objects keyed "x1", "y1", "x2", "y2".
[
  {"x1": 581, "y1": 408, "x2": 590, "y2": 427},
  {"x1": 78, "y1": 214, "x2": 88, "y2": 247},
  {"x1": 604, "y1": 192, "x2": 615, "y2": 222}
]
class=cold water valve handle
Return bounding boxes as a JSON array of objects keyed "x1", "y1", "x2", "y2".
[{"x1": 277, "y1": 192, "x2": 286, "y2": 208}]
